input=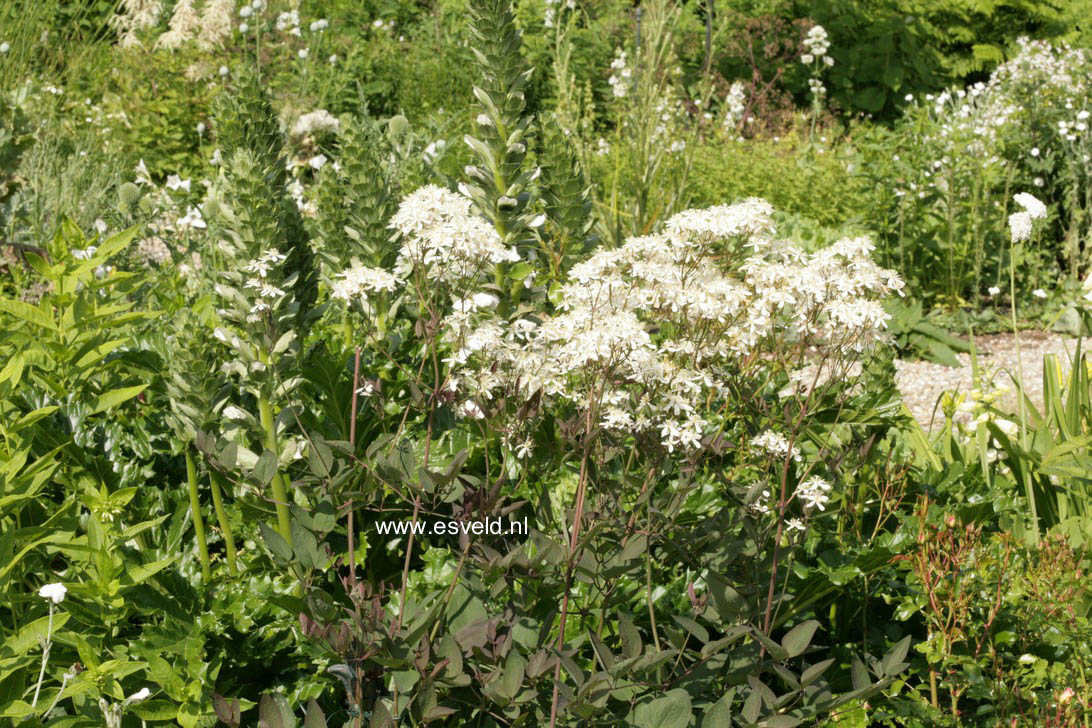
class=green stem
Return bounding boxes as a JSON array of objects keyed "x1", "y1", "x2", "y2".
[
  {"x1": 258, "y1": 390, "x2": 293, "y2": 547},
  {"x1": 185, "y1": 448, "x2": 212, "y2": 581},
  {"x1": 208, "y1": 470, "x2": 238, "y2": 576}
]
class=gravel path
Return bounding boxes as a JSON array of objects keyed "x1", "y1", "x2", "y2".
[{"x1": 895, "y1": 332, "x2": 1082, "y2": 430}]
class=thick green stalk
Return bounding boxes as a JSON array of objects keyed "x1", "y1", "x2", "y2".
[
  {"x1": 258, "y1": 391, "x2": 294, "y2": 547},
  {"x1": 185, "y1": 448, "x2": 212, "y2": 581},
  {"x1": 208, "y1": 470, "x2": 238, "y2": 576}
]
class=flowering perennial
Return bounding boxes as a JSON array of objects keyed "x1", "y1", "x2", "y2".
[
  {"x1": 389, "y1": 185, "x2": 519, "y2": 284},
  {"x1": 437, "y1": 197, "x2": 903, "y2": 455}
]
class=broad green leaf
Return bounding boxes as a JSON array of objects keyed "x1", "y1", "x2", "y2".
[
  {"x1": 0, "y1": 297, "x2": 56, "y2": 330},
  {"x1": 633, "y1": 689, "x2": 692, "y2": 728},
  {"x1": 91, "y1": 384, "x2": 147, "y2": 415},
  {"x1": 780, "y1": 620, "x2": 819, "y2": 658}
]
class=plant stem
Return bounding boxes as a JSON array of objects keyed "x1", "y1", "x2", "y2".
[
  {"x1": 185, "y1": 447, "x2": 211, "y2": 581},
  {"x1": 208, "y1": 469, "x2": 238, "y2": 575},
  {"x1": 348, "y1": 346, "x2": 361, "y2": 595},
  {"x1": 549, "y1": 434, "x2": 593, "y2": 728},
  {"x1": 258, "y1": 390, "x2": 293, "y2": 546},
  {"x1": 30, "y1": 603, "x2": 53, "y2": 708}
]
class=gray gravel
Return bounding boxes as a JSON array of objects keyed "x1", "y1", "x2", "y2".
[{"x1": 895, "y1": 331, "x2": 1082, "y2": 430}]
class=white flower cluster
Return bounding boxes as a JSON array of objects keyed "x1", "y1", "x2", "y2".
[
  {"x1": 797, "y1": 476, "x2": 832, "y2": 511},
  {"x1": 389, "y1": 185, "x2": 519, "y2": 284},
  {"x1": 112, "y1": 0, "x2": 161, "y2": 49},
  {"x1": 331, "y1": 264, "x2": 400, "y2": 303},
  {"x1": 1008, "y1": 192, "x2": 1047, "y2": 243},
  {"x1": 292, "y1": 109, "x2": 340, "y2": 137},
  {"x1": 154, "y1": 0, "x2": 199, "y2": 50},
  {"x1": 277, "y1": 10, "x2": 301, "y2": 36},
  {"x1": 543, "y1": 0, "x2": 574, "y2": 28},
  {"x1": 608, "y1": 49, "x2": 632, "y2": 99},
  {"x1": 441, "y1": 198, "x2": 903, "y2": 455},
  {"x1": 751, "y1": 430, "x2": 801, "y2": 463},
  {"x1": 1058, "y1": 109, "x2": 1091, "y2": 142},
  {"x1": 723, "y1": 81, "x2": 747, "y2": 132},
  {"x1": 243, "y1": 250, "x2": 287, "y2": 320},
  {"x1": 137, "y1": 236, "x2": 172, "y2": 266},
  {"x1": 801, "y1": 25, "x2": 833, "y2": 67}
]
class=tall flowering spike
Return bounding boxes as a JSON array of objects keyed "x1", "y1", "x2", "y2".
[
  {"x1": 462, "y1": 0, "x2": 541, "y2": 261},
  {"x1": 212, "y1": 72, "x2": 318, "y2": 329},
  {"x1": 538, "y1": 113, "x2": 595, "y2": 283},
  {"x1": 312, "y1": 114, "x2": 398, "y2": 274}
]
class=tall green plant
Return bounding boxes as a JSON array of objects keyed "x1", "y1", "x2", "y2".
[
  {"x1": 463, "y1": 0, "x2": 543, "y2": 301},
  {"x1": 210, "y1": 71, "x2": 319, "y2": 546}
]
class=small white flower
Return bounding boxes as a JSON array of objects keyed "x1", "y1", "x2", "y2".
[
  {"x1": 197, "y1": 122, "x2": 206, "y2": 135},
  {"x1": 239, "y1": 22, "x2": 249, "y2": 33},
  {"x1": 239, "y1": 6, "x2": 252, "y2": 18},
  {"x1": 987, "y1": 286, "x2": 1001, "y2": 297},
  {"x1": 308, "y1": 154, "x2": 327, "y2": 170},
  {"x1": 800, "y1": 53, "x2": 814, "y2": 65},
  {"x1": 1030, "y1": 147, "x2": 1039, "y2": 157},
  {"x1": 166, "y1": 174, "x2": 191, "y2": 193},
  {"x1": 219, "y1": 65, "x2": 229, "y2": 77},
  {"x1": 1032, "y1": 288, "x2": 1047, "y2": 299},
  {"x1": 0, "y1": 42, "x2": 10, "y2": 54},
  {"x1": 125, "y1": 688, "x2": 151, "y2": 704},
  {"x1": 1033, "y1": 176, "x2": 1044, "y2": 187},
  {"x1": 786, "y1": 517, "x2": 806, "y2": 533},
  {"x1": 39, "y1": 583, "x2": 66, "y2": 603},
  {"x1": 176, "y1": 206, "x2": 206, "y2": 230},
  {"x1": 94, "y1": 219, "x2": 107, "y2": 235},
  {"x1": 1019, "y1": 654, "x2": 1037, "y2": 665},
  {"x1": 298, "y1": 48, "x2": 309, "y2": 59},
  {"x1": 310, "y1": 19, "x2": 328, "y2": 32},
  {"x1": 471, "y1": 292, "x2": 499, "y2": 309},
  {"x1": 328, "y1": 54, "x2": 338, "y2": 64},
  {"x1": 904, "y1": 94, "x2": 913, "y2": 102}
]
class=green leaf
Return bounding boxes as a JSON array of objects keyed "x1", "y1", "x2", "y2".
[
  {"x1": 91, "y1": 384, "x2": 147, "y2": 415},
  {"x1": 672, "y1": 615, "x2": 709, "y2": 645},
  {"x1": 253, "y1": 449, "x2": 278, "y2": 486},
  {"x1": 633, "y1": 689, "x2": 692, "y2": 728},
  {"x1": 853, "y1": 86, "x2": 887, "y2": 112},
  {"x1": 702, "y1": 693, "x2": 733, "y2": 726},
  {"x1": 0, "y1": 297, "x2": 56, "y2": 330},
  {"x1": 260, "y1": 522, "x2": 293, "y2": 563},
  {"x1": 130, "y1": 700, "x2": 179, "y2": 720},
  {"x1": 881, "y1": 636, "x2": 912, "y2": 677},
  {"x1": 780, "y1": 620, "x2": 819, "y2": 658}
]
